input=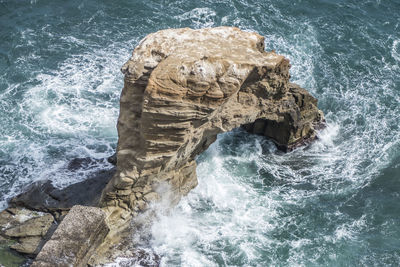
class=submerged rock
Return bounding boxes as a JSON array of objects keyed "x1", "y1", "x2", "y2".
[
  {"x1": 100, "y1": 27, "x2": 324, "y2": 222},
  {"x1": 107, "y1": 153, "x2": 117, "y2": 165},
  {"x1": 67, "y1": 157, "x2": 102, "y2": 171},
  {"x1": 0, "y1": 236, "x2": 27, "y2": 267}
]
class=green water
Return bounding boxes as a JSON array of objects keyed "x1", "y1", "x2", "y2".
[
  {"x1": 1, "y1": 0, "x2": 399, "y2": 266},
  {"x1": 0, "y1": 239, "x2": 25, "y2": 267}
]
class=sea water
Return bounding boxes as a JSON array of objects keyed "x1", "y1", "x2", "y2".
[{"x1": 1, "y1": 0, "x2": 399, "y2": 266}]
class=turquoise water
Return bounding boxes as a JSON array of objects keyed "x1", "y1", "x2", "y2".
[{"x1": 1, "y1": 0, "x2": 400, "y2": 266}]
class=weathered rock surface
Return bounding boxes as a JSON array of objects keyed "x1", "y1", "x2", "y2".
[
  {"x1": 100, "y1": 27, "x2": 324, "y2": 224},
  {"x1": 31, "y1": 205, "x2": 109, "y2": 267},
  {"x1": 0, "y1": 158, "x2": 115, "y2": 262},
  {"x1": 0, "y1": 208, "x2": 55, "y2": 256}
]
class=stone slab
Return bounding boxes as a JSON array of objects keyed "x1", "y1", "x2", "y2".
[{"x1": 31, "y1": 205, "x2": 109, "y2": 267}]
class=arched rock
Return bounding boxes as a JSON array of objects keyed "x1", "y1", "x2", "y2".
[{"x1": 100, "y1": 27, "x2": 325, "y2": 219}]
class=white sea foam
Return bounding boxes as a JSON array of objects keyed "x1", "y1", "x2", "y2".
[
  {"x1": 133, "y1": 2, "x2": 400, "y2": 265},
  {"x1": 2, "y1": 0, "x2": 399, "y2": 264},
  {"x1": 174, "y1": 8, "x2": 217, "y2": 29},
  {"x1": 0, "y1": 33, "x2": 140, "y2": 206},
  {"x1": 147, "y1": 135, "x2": 284, "y2": 266},
  {"x1": 392, "y1": 39, "x2": 400, "y2": 62}
]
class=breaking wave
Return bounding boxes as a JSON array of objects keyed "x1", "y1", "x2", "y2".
[{"x1": 0, "y1": 0, "x2": 399, "y2": 265}]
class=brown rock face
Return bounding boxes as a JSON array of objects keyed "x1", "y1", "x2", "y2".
[{"x1": 100, "y1": 27, "x2": 324, "y2": 219}]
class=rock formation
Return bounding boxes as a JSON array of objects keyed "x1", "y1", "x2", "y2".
[
  {"x1": 32, "y1": 205, "x2": 109, "y2": 267},
  {"x1": 100, "y1": 27, "x2": 325, "y2": 225},
  {"x1": 0, "y1": 160, "x2": 115, "y2": 265},
  {"x1": 10, "y1": 166, "x2": 115, "y2": 212},
  {"x1": 0, "y1": 208, "x2": 54, "y2": 256},
  {"x1": 1, "y1": 27, "x2": 325, "y2": 266}
]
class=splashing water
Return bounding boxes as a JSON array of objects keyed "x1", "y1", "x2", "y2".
[{"x1": 1, "y1": 0, "x2": 399, "y2": 266}]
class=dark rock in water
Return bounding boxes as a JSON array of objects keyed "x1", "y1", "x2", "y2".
[
  {"x1": 9, "y1": 181, "x2": 59, "y2": 212},
  {"x1": 9, "y1": 167, "x2": 115, "y2": 212},
  {"x1": 31, "y1": 205, "x2": 109, "y2": 267},
  {"x1": 50, "y1": 167, "x2": 115, "y2": 209},
  {"x1": 107, "y1": 153, "x2": 117, "y2": 165},
  {"x1": 133, "y1": 248, "x2": 161, "y2": 267},
  {"x1": 67, "y1": 157, "x2": 102, "y2": 171},
  {"x1": 0, "y1": 157, "x2": 115, "y2": 262},
  {"x1": 105, "y1": 248, "x2": 161, "y2": 267}
]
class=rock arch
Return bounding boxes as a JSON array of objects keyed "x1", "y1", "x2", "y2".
[{"x1": 100, "y1": 27, "x2": 325, "y2": 223}]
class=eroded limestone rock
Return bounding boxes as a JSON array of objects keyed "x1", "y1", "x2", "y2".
[
  {"x1": 100, "y1": 27, "x2": 324, "y2": 223},
  {"x1": 0, "y1": 157, "x2": 115, "y2": 263},
  {"x1": 31, "y1": 205, "x2": 109, "y2": 267},
  {"x1": 0, "y1": 208, "x2": 55, "y2": 256}
]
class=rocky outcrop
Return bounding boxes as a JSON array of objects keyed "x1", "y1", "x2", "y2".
[
  {"x1": 10, "y1": 167, "x2": 115, "y2": 212},
  {"x1": 31, "y1": 205, "x2": 109, "y2": 267},
  {"x1": 0, "y1": 207, "x2": 55, "y2": 258},
  {"x1": 100, "y1": 27, "x2": 324, "y2": 224},
  {"x1": 0, "y1": 158, "x2": 115, "y2": 263},
  {"x1": 1, "y1": 27, "x2": 324, "y2": 266}
]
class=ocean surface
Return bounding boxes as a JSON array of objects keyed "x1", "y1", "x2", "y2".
[{"x1": 1, "y1": 0, "x2": 400, "y2": 266}]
